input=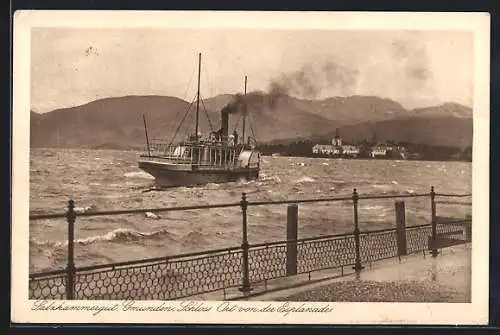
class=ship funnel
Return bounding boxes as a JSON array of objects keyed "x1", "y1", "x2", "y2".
[{"x1": 221, "y1": 107, "x2": 230, "y2": 139}]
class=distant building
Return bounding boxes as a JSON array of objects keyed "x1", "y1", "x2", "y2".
[
  {"x1": 312, "y1": 144, "x2": 340, "y2": 155},
  {"x1": 312, "y1": 129, "x2": 406, "y2": 160},
  {"x1": 371, "y1": 144, "x2": 390, "y2": 158},
  {"x1": 312, "y1": 143, "x2": 361, "y2": 157},
  {"x1": 332, "y1": 128, "x2": 342, "y2": 147},
  {"x1": 341, "y1": 145, "x2": 360, "y2": 157},
  {"x1": 370, "y1": 144, "x2": 407, "y2": 159}
]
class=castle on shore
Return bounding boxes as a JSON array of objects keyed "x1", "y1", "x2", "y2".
[{"x1": 312, "y1": 129, "x2": 407, "y2": 159}]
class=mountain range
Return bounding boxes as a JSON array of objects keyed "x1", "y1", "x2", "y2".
[{"x1": 30, "y1": 94, "x2": 473, "y2": 149}]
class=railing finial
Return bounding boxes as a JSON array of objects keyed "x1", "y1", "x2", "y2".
[
  {"x1": 67, "y1": 199, "x2": 76, "y2": 222},
  {"x1": 430, "y1": 185, "x2": 438, "y2": 258}
]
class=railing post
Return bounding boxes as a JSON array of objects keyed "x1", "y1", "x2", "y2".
[
  {"x1": 286, "y1": 204, "x2": 298, "y2": 276},
  {"x1": 66, "y1": 199, "x2": 76, "y2": 299},
  {"x1": 239, "y1": 192, "x2": 252, "y2": 293},
  {"x1": 352, "y1": 188, "x2": 364, "y2": 272},
  {"x1": 395, "y1": 200, "x2": 407, "y2": 256},
  {"x1": 430, "y1": 186, "x2": 439, "y2": 257}
]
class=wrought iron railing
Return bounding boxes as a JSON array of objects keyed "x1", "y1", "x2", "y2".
[{"x1": 29, "y1": 187, "x2": 471, "y2": 300}]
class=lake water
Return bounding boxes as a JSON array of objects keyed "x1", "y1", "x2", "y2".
[{"x1": 29, "y1": 148, "x2": 471, "y2": 273}]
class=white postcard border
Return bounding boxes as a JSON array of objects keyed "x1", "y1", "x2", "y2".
[{"x1": 12, "y1": 10, "x2": 490, "y2": 325}]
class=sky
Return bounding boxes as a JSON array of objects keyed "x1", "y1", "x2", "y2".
[{"x1": 31, "y1": 28, "x2": 473, "y2": 113}]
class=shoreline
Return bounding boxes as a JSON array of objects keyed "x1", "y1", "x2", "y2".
[{"x1": 29, "y1": 147, "x2": 472, "y2": 164}]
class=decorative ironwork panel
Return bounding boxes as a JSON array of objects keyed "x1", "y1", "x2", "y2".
[
  {"x1": 360, "y1": 230, "x2": 398, "y2": 262},
  {"x1": 297, "y1": 236, "x2": 356, "y2": 273},
  {"x1": 72, "y1": 249, "x2": 243, "y2": 300},
  {"x1": 436, "y1": 222, "x2": 466, "y2": 241},
  {"x1": 248, "y1": 244, "x2": 287, "y2": 282},
  {"x1": 406, "y1": 225, "x2": 432, "y2": 254},
  {"x1": 29, "y1": 272, "x2": 67, "y2": 300}
]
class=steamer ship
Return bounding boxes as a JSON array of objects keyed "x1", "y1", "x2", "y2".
[{"x1": 138, "y1": 53, "x2": 261, "y2": 188}]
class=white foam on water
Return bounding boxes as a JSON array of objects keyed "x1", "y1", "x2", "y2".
[
  {"x1": 294, "y1": 176, "x2": 316, "y2": 184},
  {"x1": 31, "y1": 227, "x2": 176, "y2": 248},
  {"x1": 372, "y1": 184, "x2": 393, "y2": 192},
  {"x1": 64, "y1": 205, "x2": 96, "y2": 214},
  {"x1": 259, "y1": 174, "x2": 281, "y2": 184},
  {"x1": 124, "y1": 171, "x2": 155, "y2": 179},
  {"x1": 360, "y1": 205, "x2": 387, "y2": 211},
  {"x1": 145, "y1": 211, "x2": 161, "y2": 219}
]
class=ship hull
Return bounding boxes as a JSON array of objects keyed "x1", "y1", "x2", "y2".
[{"x1": 138, "y1": 160, "x2": 259, "y2": 188}]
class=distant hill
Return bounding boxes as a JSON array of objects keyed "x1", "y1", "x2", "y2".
[
  {"x1": 31, "y1": 96, "x2": 191, "y2": 149},
  {"x1": 30, "y1": 94, "x2": 473, "y2": 149},
  {"x1": 408, "y1": 102, "x2": 473, "y2": 119},
  {"x1": 302, "y1": 95, "x2": 408, "y2": 124}
]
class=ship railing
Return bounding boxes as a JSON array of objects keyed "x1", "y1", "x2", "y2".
[{"x1": 28, "y1": 188, "x2": 471, "y2": 300}]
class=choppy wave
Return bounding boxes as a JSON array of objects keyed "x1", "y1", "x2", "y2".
[
  {"x1": 372, "y1": 184, "x2": 393, "y2": 191},
  {"x1": 235, "y1": 177, "x2": 252, "y2": 184},
  {"x1": 29, "y1": 149, "x2": 472, "y2": 272},
  {"x1": 294, "y1": 176, "x2": 316, "y2": 184},
  {"x1": 124, "y1": 171, "x2": 155, "y2": 179},
  {"x1": 359, "y1": 204, "x2": 388, "y2": 212},
  {"x1": 258, "y1": 173, "x2": 282, "y2": 184},
  {"x1": 181, "y1": 231, "x2": 210, "y2": 246},
  {"x1": 30, "y1": 227, "x2": 178, "y2": 248}
]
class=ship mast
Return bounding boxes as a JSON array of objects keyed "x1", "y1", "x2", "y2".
[
  {"x1": 195, "y1": 53, "x2": 201, "y2": 142},
  {"x1": 242, "y1": 75, "x2": 247, "y2": 145}
]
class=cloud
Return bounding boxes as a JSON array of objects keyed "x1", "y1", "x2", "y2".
[{"x1": 390, "y1": 37, "x2": 433, "y2": 90}]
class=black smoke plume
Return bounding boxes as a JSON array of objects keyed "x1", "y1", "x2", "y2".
[
  {"x1": 220, "y1": 86, "x2": 286, "y2": 115},
  {"x1": 220, "y1": 60, "x2": 358, "y2": 115}
]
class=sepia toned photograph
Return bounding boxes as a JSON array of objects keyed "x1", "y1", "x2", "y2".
[{"x1": 12, "y1": 11, "x2": 489, "y2": 324}]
